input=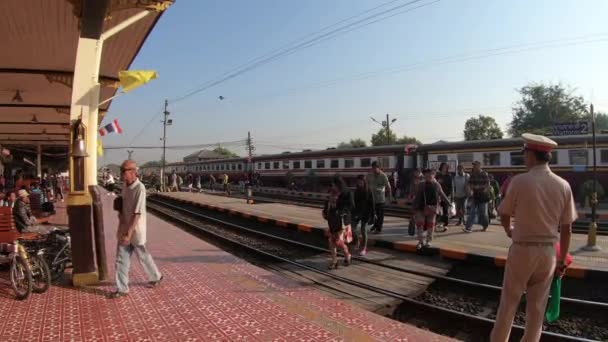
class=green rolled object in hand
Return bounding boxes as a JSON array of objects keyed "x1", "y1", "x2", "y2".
[{"x1": 545, "y1": 277, "x2": 561, "y2": 323}]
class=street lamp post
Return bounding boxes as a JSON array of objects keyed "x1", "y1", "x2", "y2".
[
  {"x1": 584, "y1": 103, "x2": 601, "y2": 251},
  {"x1": 371, "y1": 114, "x2": 397, "y2": 145}
]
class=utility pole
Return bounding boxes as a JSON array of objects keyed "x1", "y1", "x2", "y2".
[
  {"x1": 245, "y1": 131, "x2": 255, "y2": 203},
  {"x1": 246, "y1": 131, "x2": 255, "y2": 160},
  {"x1": 127, "y1": 150, "x2": 134, "y2": 160},
  {"x1": 160, "y1": 99, "x2": 170, "y2": 191},
  {"x1": 585, "y1": 103, "x2": 600, "y2": 251}
]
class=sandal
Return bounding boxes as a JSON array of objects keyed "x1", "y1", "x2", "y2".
[{"x1": 344, "y1": 255, "x2": 352, "y2": 267}]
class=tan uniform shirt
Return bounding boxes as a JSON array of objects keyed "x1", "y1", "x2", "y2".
[{"x1": 499, "y1": 164, "x2": 577, "y2": 243}]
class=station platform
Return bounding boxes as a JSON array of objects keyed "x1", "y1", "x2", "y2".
[
  {"x1": 246, "y1": 186, "x2": 608, "y2": 221},
  {"x1": 157, "y1": 192, "x2": 608, "y2": 280},
  {"x1": 0, "y1": 191, "x2": 451, "y2": 341}
]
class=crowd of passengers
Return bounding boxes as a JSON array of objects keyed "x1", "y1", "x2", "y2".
[{"x1": 321, "y1": 160, "x2": 510, "y2": 268}]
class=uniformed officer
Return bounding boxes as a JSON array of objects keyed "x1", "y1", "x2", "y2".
[{"x1": 490, "y1": 133, "x2": 577, "y2": 342}]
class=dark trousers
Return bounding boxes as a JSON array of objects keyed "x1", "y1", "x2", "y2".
[
  {"x1": 373, "y1": 203, "x2": 385, "y2": 231},
  {"x1": 440, "y1": 200, "x2": 450, "y2": 226}
]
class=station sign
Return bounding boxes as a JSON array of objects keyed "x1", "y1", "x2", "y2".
[{"x1": 552, "y1": 121, "x2": 589, "y2": 136}]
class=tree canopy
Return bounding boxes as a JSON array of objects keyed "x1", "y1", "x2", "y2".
[
  {"x1": 509, "y1": 83, "x2": 588, "y2": 136},
  {"x1": 371, "y1": 128, "x2": 420, "y2": 146},
  {"x1": 141, "y1": 160, "x2": 162, "y2": 168},
  {"x1": 213, "y1": 146, "x2": 238, "y2": 158},
  {"x1": 463, "y1": 115, "x2": 504, "y2": 140},
  {"x1": 337, "y1": 138, "x2": 367, "y2": 149}
]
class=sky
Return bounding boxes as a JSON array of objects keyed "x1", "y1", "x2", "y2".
[{"x1": 101, "y1": 0, "x2": 608, "y2": 166}]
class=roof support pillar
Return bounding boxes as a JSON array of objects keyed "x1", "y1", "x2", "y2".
[
  {"x1": 68, "y1": 0, "x2": 109, "y2": 287},
  {"x1": 36, "y1": 144, "x2": 42, "y2": 179}
]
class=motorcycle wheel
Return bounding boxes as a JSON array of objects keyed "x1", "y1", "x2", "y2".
[
  {"x1": 31, "y1": 255, "x2": 51, "y2": 293},
  {"x1": 11, "y1": 256, "x2": 32, "y2": 300}
]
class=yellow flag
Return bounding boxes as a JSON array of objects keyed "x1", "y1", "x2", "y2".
[
  {"x1": 97, "y1": 139, "x2": 103, "y2": 156},
  {"x1": 118, "y1": 70, "x2": 158, "y2": 93}
]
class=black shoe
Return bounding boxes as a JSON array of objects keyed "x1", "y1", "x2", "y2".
[
  {"x1": 108, "y1": 291, "x2": 128, "y2": 299},
  {"x1": 148, "y1": 275, "x2": 164, "y2": 288}
]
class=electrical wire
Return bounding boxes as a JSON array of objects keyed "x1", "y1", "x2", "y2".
[{"x1": 168, "y1": 0, "x2": 438, "y2": 104}]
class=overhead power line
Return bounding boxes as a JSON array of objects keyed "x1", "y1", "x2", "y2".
[
  {"x1": 105, "y1": 140, "x2": 246, "y2": 150},
  {"x1": 169, "y1": 0, "x2": 438, "y2": 104},
  {"x1": 264, "y1": 33, "x2": 608, "y2": 98}
]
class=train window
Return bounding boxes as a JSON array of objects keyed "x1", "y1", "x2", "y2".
[
  {"x1": 437, "y1": 155, "x2": 448, "y2": 162},
  {"x1": 293, "y1": 161, "x2": 301, "y2": 169},
  {"x1": 377, "y1": 157, "x2": 390, "y2": 169},
  {"x1": 569, "y1": 149, "x2": 588, "y2": 165},
  {"x1": 273, "y1": 161, "x2": 279, "y2": 169},
  {"x1": 231, "y1": 164, "x2": 236, "y2": 170},
  {"x1": 360, "y1": 158, "x2": 371, "y2": 168},
  {"x1": 510, "y1": 152, "x2": 524, "y2": 166},
  {"x1": 257, "y1": 163, "x2": 262, "y2": 169},
  {"x1": 550, "y1": 151, "x2": 558, "y2": 165},
  {"x1": 344, "y1": 159, "x2": 354, "y2": 168},
  {"x1": 238, "y1": 164, "x2": 242, "y2": 170},
  {"x1": 483, "y1": 153, "x2": 500, "y2": 166},
  {"x1": 264, "y1": 162, "x2": 270, "y2": 169},
  {"x1": 316, "y1": 160, "x2": 325, "y2": 168},
  {"x1": 304, "y1": 160, "x2": 312, "y2": 169},
  {"x1": 457, "y1": 153, "x2": 473, "y2": 163},
  {"x1": 601, "y1": 150, "x2": 608, "y2": 164},
  {"x1": 283, "y1": 161, "x2": 289, "y2": 169},
  {"x1": 330, "y1": 159, "x2": 339, "y2": 168}
]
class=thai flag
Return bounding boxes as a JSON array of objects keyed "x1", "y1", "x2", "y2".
[{"x1": 99, "y1": 119, "x2": 123, "y2": 136}]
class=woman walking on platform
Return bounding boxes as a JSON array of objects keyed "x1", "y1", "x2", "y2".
[
  {"x1": 413, "y1": 169, "x2": 450, "y2": 250},
  {"x1": 323, "y1": 176, "x2": 354, "y2": 269},
  {"x1": 353, "y1": 175, "x2": 375, "y2": 256}
]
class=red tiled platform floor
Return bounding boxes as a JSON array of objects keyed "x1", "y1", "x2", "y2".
[{"x1": 0, "y1": 191, "x2": 452, "y2": 341}]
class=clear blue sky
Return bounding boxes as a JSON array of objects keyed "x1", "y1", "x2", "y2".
[{"x1": 101, "y1": 0, "x2": 608, "y2": 165}]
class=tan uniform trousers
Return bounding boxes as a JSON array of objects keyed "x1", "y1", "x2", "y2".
[{"x1": 490, "y1": 243, "x2": 555, "y2": 342}]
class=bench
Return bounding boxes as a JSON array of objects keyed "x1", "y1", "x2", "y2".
[{"x1": 0, "y1": 207, "x2": 43, "y2": 243}]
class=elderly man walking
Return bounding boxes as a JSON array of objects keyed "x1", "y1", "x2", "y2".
[
  {"x1": 110, "y1": 160, "x2": 163, "y2": 299},
  {"x1": 490, "y1": 134, "x2": 576, "y2": 341}
]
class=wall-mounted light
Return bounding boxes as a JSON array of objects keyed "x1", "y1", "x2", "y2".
[
  {"x1": 31, "y1": 115, "x2": 38, "y2": 123},
  {"x1": 12, "y1": 90, "x2": 23, "y2": 103}
]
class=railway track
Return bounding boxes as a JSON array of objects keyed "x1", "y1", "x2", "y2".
[{"x1": 147, "y1": 195, "x2": 607, "y2": 341}]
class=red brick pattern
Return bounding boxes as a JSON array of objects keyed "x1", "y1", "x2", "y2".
[{"x1": 0, "y1": 191, "x2": 452, "y2": 341}]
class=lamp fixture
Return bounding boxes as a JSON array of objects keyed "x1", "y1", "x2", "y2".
[
  {"x1": 12, "y1": 90, "x2": 23, "y2": 103},
  {"x1": 31, "y1": 115, "x2": 38, "y2": 123}
]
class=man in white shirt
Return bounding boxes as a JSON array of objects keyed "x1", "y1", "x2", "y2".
[{"x1": 110, "y1": 160, "x2": 163, "y2": 299}]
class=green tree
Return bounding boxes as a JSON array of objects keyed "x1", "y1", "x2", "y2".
[
  {"x1": 141, "y1": 160, "x2": 162, "y2": 168},
  {"x1": 594, "y1": 112, "x2": 608, "y2": 132},
  {"x1": 337, "y1": 138, "x2": 367, "y2": 149},
  {"x1": 509, "y1": 83, "x2": 588, "y2": 136},
  {"x1": 395, "y1": 135, "x2": 422, "y2": 145},
  {"x1": 213, "y1": 146, "x2": 238, "y2": 158},
  {"x1": 371, "y1": 128, "x2": 398, "y2": 146},
  {"x1": 464, "y1": 115, "x2": 504, "y2": 140}
]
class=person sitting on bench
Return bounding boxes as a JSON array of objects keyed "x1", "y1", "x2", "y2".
[{"x1": 13, "y1": 189, "x2": 44, "y2": 233}]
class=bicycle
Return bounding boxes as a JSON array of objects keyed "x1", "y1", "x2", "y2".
[{"x1": 0, "y1": 240, "x2": 33, "y2": 300}]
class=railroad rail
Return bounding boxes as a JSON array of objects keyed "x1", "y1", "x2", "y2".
[{"x1": 147, "y1": 195, "x2": 605, "y2": 341}]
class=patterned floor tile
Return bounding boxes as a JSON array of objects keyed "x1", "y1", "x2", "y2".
[{"x1": 0, "y1": 194, "x2": 454, "y2": 341}]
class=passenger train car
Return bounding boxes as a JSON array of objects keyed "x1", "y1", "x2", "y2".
[{"x1": 151, "y1": 134, "x2": 608, "y2": 197}]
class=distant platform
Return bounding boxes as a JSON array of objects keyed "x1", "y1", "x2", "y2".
[{"x1": 157, "y1": 191, "x2": 608, "y2": 280}]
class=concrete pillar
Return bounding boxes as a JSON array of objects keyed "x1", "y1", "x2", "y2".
[{"x1": 36, "y1": 144, "x2": 42, "y2": 179}]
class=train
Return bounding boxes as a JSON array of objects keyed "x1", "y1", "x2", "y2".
[{"x1": 142, "y1": 134, "x2": 608, "y2": 202}]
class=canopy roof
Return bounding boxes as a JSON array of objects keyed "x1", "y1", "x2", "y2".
[{"x1": 0, "y1": 0, "x2": 169, "y2": 149}]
